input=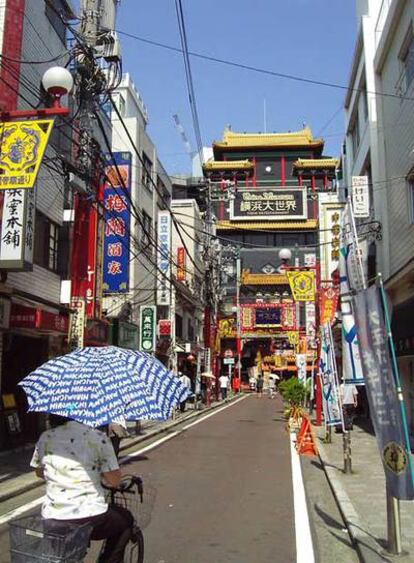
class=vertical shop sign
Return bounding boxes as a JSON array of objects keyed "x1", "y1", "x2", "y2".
[
  {"x1": 320, "y1": 323, "x2": 343, "y2": 426},
  {"x1": 352, "y1": 176, "x2": 370, "y2": 218},
  {"x1": 103, "y1": 152, "x2": 131, "y2": 293},
  {"x1": 305, "y1": 301, "x2": 317, "y2": 348},
  {"x1": 0, "y1": 188, "x2": 36, "y2": 270},
  {"x1": 157, "y1": 210, "x2": 171, "y2": 305},
  {"x1": 140, "y1": 305, "x2": 156, "y2": 352},
  {"x1": 69, "y1": 299, "x2": 86, "y2": 350},
  {"x1": 176, "y1": 247, "x2": 186, "y2": 281}
]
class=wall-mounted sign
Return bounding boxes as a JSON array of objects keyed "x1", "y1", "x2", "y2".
[
  {"x1": 140, "y1": 305, "x2": 156, "y2": 352},
  {"x1": 241, "y1": 304, "x2": 293, "y2": 332},
  {"x1": 230, "y1": 188, "x2": 307, "y2": 221},
  {"x1": 286, "y1": 271, "x2": 315, "y2": 301},
  {"x1": 352, "y1": 175, "x2": 370, "y2": 218},
  {"x1": 158, "y1": 319, "x2": 171, "y2": 336},
  {"x1": 157, "y1": 211, "x2": 171, "y2": 305},
  {"x1": 0, "y1": 187, "x2": 36, "y2": 270},
  {"x1": 103, "y1": 152, "x2": 131, "y2": 294},
  {"x1": 176, "y1": 247, "x2": 186, "y2": 281},
  {"x1": 0, "y1": 119, "x2": 54, "y2": 189},
  {"x1": 69, "y1": 299, "x2": 85, "y2": 350}
]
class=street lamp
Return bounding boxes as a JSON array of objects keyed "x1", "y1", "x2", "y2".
[{"x1": 42, "y1": 66, "x2": 74, "y2": 109}]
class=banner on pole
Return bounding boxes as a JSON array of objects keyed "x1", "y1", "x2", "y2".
[
  {"x1": 354, "y1": 286, "x2": 414, "y2": 499},
  {"x1": 286, "y1": 271, "x2": 315, "y2": 301},
  {"x1": 320, "y1": 323, "x2": 342, "y2": 426},
  {"x1": 319, "y1": 285, "x2": 339, "y2": 325},
  {"x1": 340, "y1": 200, "x2": 366, "y2": 293},
  {"x1": 296, "y1": 354, "x2": 307, "y2": 383},
  {"x1": 0, "y1": 119, "x2": 54, "y2": 190}
]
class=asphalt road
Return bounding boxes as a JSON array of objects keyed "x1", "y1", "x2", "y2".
[{"x1": 0, "y1": 395, "x2": 359, "y2": 562}]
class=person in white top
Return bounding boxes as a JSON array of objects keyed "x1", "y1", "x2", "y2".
[
  {"x1": 179, "y1": 372, "x2": 192, "y2": 412},
  {"x1": 31, "y1": 415, "x2": 133, "y2": 563},
  {"x1": 340, "y1": 382, "x2": 358, "y2": 430},
  {"x1": 219, "y1": 374, "x2": 230, "y2": 400}
]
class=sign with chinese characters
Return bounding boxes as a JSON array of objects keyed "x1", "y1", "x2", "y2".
[
  {"x1": 176, "y1": 247, "x2": 186, "y2": 281},
  {"x1": 218, "y1": 317, "x2": 236, "y2": 338},
  {"x1": 140, "y1": 305, "x2": 156, "y2": 352},
  {"x1": 157, "y1": 211, "x2": 171, "y2": 305},
  {"x1": 240, "y1": 304, "x2": 294, "y2": 332},
  {"x1": 158, "y1": 319, "x2": 171, "y2": 336},
  {"x1": 0, "y1": 119, "x2": 54, "y2": 189},
  {"x1": 352, "y1": 176, "x2": 370, "y2": 218},
  {"x1": 340, "y1": 200, "x2": 366, "y2": 293},
  {"x1": 281, "y1": 304, "x2": 297, "y2": 330},
  {"x1": 296, "y1": 354, "x2": 307, "y2": 382},
  {"x1": 320, "y1": 323, "x2": 343, "y2": 427},
  {"x1": 305, "y1": 301, "x2": 317, "y2": 348},
  {"x1": 103, "y1": 152, "x2": 131, "y2": 294},
  {"x1": 68, "y1": 299, "x2": 85, "y2": 350},
  {"x1": 354, "y1": 286, "x2": 414, "y2": 500},
  {"x1": 230, "y1": 188, "x2": 307, "y2": 221},
  {"x1": 319, "y1": 285, "x2": 339, "y2": 325},
  {"x1": 286, "y1": 271, "x2": 315, "y2": 301},
  {"x1": 0, "y1": 188, "x2": 35, "y2": 270}
]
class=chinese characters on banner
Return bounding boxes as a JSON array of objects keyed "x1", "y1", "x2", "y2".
[
  {"x1": 230, "y1": 188, "x2": 307, "y2": 220},
  {"x1": 319, "y1": 285, "x2": 339, "y2": 325},
  {"x1": 352, "y1": 176, "x2": 370, "y2": 218},
  {"x1": 0, "y1": 119, "x2": 54, "y2": 190},
  {"x1": 68, "y1": 299, "x2": 86, "y2": 350},
  {"x1": 140, "y1": 305, "x2": 156, "y2": 352},
  {"x1": 286, "y1": 271, "x2": 315, "y2": 301},
  {"x1": 354, "y1": 287, "x2": 414, "y2": 499},
  {"x1": 305, "y1": 301, "x2": 317, "y2": 348},
  {"x1": 157, "y1": 210, "x2": 171, "y2": 305},
  {"x1": 103, "y1": 152, "x2": 131, "y2": 293},
  {"x1": 0, "y1": 188, "x2": 36, "y2": 270},
  {"x1": 176, "y1": 247, "x2": 186, "y2": 281}
]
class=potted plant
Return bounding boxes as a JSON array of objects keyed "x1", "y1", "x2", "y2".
[{"x1": 279, "y1": 377, "x2": 306, "y2": 429}]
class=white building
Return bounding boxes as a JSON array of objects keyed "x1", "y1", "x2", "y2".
[{"x1": 345, "y1": 0, "x2": 414, "y2": 441}]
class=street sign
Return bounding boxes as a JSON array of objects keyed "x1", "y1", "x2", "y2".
[
  {"x1": 139, "y1": 305, "x2": 156, "y2": 352},
  {"x1": 224, "y1": 349, "x2": 234, "y2": 358},
  {"x1": 223, "y1": 358, "x2": 235, "y2": 365}
]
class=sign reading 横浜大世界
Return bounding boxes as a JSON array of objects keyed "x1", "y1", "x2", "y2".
[
  {"x1": 230, "y1": 188, "x2": 307, "y2": 221},
  {"x1": 354, "y1": 286, "x2": 414, "y2": 500},
  {"x1": 103, "y1": 152, "x2": 131, "y2": 294},
  {"x1": 139, "y1": 305, "x2": 156, "y2": 353}
]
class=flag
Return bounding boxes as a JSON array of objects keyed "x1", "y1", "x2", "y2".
[
  {"x1": 340, "y1": 200, "x2": 365, "y2": 385},
  {"x1": 354, "y1": 286, "x2": 414, "y2": 500},
  {"x1": 286, "y1": 271, "x2": 315, "y2": 301},
  {"x1": 320, "y1": 323, "x2": 342, "y2": 427}
]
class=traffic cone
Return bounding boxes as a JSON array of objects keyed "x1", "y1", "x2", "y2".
[
  {"x1": 296, "y1": 415, "x2": 310, "y2": 450},
  {"x1": 297, "y1": 424, "x2": 318, "y2": 456}
]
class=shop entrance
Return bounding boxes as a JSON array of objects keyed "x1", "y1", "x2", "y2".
[{"x1": 1, "y1": 333, "x2": 49, "y2": 448}]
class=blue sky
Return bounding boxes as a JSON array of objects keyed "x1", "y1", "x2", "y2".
[{"x1": 115, "y1": 0, "x2": 357, "y2": 175}]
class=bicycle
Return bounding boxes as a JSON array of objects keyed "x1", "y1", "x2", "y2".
[{"x1": 9, "y1": 475, "x2": 155, "y2": 563}]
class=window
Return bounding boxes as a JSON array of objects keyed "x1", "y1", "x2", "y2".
[
  {"x1": 142, "y1": 153, "x2": 153, "y2": 191},
  {"x1": 361, "y1": 85, "x2": 368, "y2": 121},
  {"x1": 175, "y1": 314, "x2": 183, "y2": 339},
  {"x1": 34, "y1": 212, "x2": 60, "y2": 273},
  {"x1": 409, "y1": 179, "x2": 414, "y2": 223},
  {"x1": 112, "y1": 93, "x2": 125, "y2": 118},
  {"x1": 141, "y1": 210, "x2": 152, "y2": 248},
  {"x1": 350, "y1": 113, "x2": 360, "y2": 159},
  {"x1": 402, "y1": 36, "x2": 414, "y2": 91},
  {"x1": 188, "y1": 319, "x2": 194, "y2": 342}
]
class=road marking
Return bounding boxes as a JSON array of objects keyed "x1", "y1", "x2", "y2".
[
  {"x1": 0, "y1": 496, "x2": 44, "y2": 526},
  {"x1": 290, "y1": 432, "x2": 315, "y2": 563},
  {"x1": 0, "y1": 397, "x2": 248, "y2": 525}
]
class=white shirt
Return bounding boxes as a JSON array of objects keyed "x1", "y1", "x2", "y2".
[
  {"x1": 341, "y1": 384, "x2": 358, "y2": 405},
  {"x1": 219, "y1": 375, "x2": 229, "y2": 389},
  {"x1": 179, "y1": 374, "x2": 192, "y2": 389},
  {"x1": 31, "y1": 421, "x2": 119, "y2": 520}
]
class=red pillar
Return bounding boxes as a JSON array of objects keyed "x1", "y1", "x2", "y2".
[{"x1": 281, "y1": 156, "x2": 286, "y2": 185}]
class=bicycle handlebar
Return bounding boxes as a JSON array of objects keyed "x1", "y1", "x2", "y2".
[{"x1": 102, "y1": 474, "x2": 143, "y2": 501}]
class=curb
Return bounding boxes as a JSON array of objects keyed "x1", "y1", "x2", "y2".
[
  {"x1": 0, "y1": 396, "x2": 242, "y2": 504},
  {"x1": 318, "y1": 440, "x2": 391, "y2": 563}
]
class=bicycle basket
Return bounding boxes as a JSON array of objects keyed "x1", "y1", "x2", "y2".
[
  {"x1": 9, "y1": 515, "x2": 91, "y2": 563},
  {"x1": 109, "y1": 481, "x2": 157, "y2": 530}
]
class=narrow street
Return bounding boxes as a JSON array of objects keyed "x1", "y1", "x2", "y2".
[{"x1": 0, "y1": 395, "x2": 359, "y2": 563}]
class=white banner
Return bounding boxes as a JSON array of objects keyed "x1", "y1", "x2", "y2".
[
  {"x1": 320, "y1": 323, "x2": 343, "y2": 427},
  {"x1": 340, "y1": 200, "x2": 366, "y2": 293},
  {"x1": 0, "y1": 188, "x2": 35, "y2": 271},
  {"x1": 157, "y1": 210, "x2": 171, "y2": 306},
  {"x1": 352, "y1": 175, "x2": 370, "y2": 218},
  {"x1": 296, "y1": 354, "x2": 307, "y2": 383}
]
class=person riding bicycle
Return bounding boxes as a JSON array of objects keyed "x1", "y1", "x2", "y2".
[{"x1": 30, "y1": 414, "x2": 133, "y2": 563}]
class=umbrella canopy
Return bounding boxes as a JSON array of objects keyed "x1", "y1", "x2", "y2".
[{"x1": 19, "y1": 346, "x2": 189, "y2": 427}]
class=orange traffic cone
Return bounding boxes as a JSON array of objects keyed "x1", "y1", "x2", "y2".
[
  {"x1": 296, "y1": 415, "x2": 310, "y2": 450},
  {"x1": 297, "y1": 423, "x2": 318, "y2": 457}
]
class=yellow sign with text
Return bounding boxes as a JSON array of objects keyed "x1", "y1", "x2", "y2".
[
  {"x1": 0, "y1": 119, "x2": 54, "y2": 189},
  {"x1": 286, "y1": 271, "x2": 315, "y2": 301}
]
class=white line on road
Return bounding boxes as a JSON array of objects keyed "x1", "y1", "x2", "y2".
[
  {"x1": 0, "y1": 396, "x2": 248, "y2": 526},
  {"x1": 290, "y1": 432, "x2": 315, "y2": 563},
  {"x1": 0, "y1": 496, "x2": 44, "y2": 526}
]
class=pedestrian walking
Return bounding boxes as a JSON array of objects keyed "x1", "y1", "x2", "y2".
[
  {"x1": 179, "y1": 372, "x2": 192, "y2": 412},
  {"x1": 340, "y1": 381, "x2": 358, "y2": 430},
  {"x1": 268, "y1": 376, "x2": 276, "y2": 399},
  {"x1": 256, "y1": 374, "x2": 264, "y2": 398},
  {"x1": 219, "y1": 373, "x2": 230, "y2": 401}
]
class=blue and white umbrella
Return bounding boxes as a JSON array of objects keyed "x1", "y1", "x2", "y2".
[{"x1": 18, "y1": 346, "x2": 189, "y2": 427}]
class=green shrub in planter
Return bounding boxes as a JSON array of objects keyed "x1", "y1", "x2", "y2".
[{"x1": 279, "y1": 377, "x2": 306, "y2": 407}]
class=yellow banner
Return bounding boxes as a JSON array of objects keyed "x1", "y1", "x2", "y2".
[
  {"x1": 286, "y1": 271, "x2": 315, "y2": 301},
  {"x1": 0, "y1": 119, "x2": 54, "y2": 189},
  {"x1": 287, "y1": 331, "x2": 299, "y2": 346}
]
